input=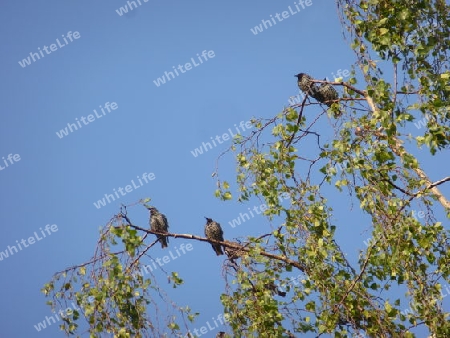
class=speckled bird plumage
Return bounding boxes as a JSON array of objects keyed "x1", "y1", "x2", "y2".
[
  {"x1": 295, "y1": 73, "x2": 339, "y2": 107},
  {"x1": 204, "y1": 217, "x2": 224, "y2": 256},
  {"x1": 316, "y1": 81, "x2": 338, "y2": 107},
  {"x1": 295, "y1": 73, "x2": 317, "y2": 96},
  {"x1": 149, "y1": 207, "x2": 169, "y2": 248}
]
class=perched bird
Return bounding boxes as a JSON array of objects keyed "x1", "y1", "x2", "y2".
[
  {"x1": 148, "y1": 207, "x2": 169, "y2": 248},
  {"x1": 204, "y1": 217, "x2": 224, "y2": 255},
  {"x1": 315, "y1": 79, "x2": 339, "y2": 107},
  {"x1": 294, "y1": 73, "x2": 318, "y2": 96},
  {"x1": 295, "y1": 73, "x2": 339, "y2": 107},
  {"x1": 216, "y1": 332, "x2": 226, "y2": 338}
]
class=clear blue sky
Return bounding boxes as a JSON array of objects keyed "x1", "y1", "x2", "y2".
[{"x1": 0, "y1": 0, "x2": 447, "y2": 337}]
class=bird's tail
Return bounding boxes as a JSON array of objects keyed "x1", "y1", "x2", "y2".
[
  {"x1": 158, "y1": 235, "x2": 169, "y2": 249},
  {"x1": 213, "y1": 244, "x2": 224, "y2": 256}
]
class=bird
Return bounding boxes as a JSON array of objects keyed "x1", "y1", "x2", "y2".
[
  {"x1": 148, "y1": 207, "x2": 169, "y2": 248},
  {"x1": 204, "y1": 217, "x2": 224, "y2": 255},
  {"x1": 295, "y1": 74, "x2": 339, "y2": 107},
  {"x1": 315, "y1": 79, "x2": 339, "y2": 107},
  {"x1": 294, "y1": 73, "x2": 318, "y2": 96}
]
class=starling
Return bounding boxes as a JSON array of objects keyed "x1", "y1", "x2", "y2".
[
  {"x1": 149, "y1": 207, "x2": 169, "y2": 248},
  {"x1": 295, "y1": 74, "x2": 339, "y2": 107},
  {"x1": 294, "y1": 73, "x2": 318, "y2": 96},
  {"x1": 204, "y1": 217, "x2": 224, "y2": 255},
  {"x1": 315, "y1": 80, "x2": 339, "y2": 107}
]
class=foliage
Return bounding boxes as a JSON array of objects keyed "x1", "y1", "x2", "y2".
[
  {"x1": 42, "y1": 203, "x2": 198, "y2": 338},
  {"x1": 43, "y1": 1, "x2": 450, "y2": 337}
]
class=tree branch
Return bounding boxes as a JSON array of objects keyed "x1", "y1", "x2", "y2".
[
  {"x1": 365, "y1": 96, "x2": 450, "y2": 210},
  {"x1": 127, "y1": 224, "x2": 306, "y2": 272}
]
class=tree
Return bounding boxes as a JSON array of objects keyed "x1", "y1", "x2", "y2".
[{"x1": 43, "y1": 0, "x2": 450, "y2": 336}]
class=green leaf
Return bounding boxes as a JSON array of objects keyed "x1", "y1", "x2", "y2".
[{"x1": 379, "y1": 28, "x2": 389, "y2": 35}]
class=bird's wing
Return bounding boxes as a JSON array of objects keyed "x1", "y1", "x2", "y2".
[
  {"x1": 162, "y1": 214, "x2": 169, "y2": 230},
  {"x1": 218, "y1": 223, "x2": 224, "y2": 240}
]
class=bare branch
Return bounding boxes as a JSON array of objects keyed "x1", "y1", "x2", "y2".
[{"x1": 127, "y1": 224, "x2": 306, "y2": 272}]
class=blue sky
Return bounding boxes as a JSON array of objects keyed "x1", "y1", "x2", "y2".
[{"x1": 0, "y1": 0, "x2": 448, "y2": 337}]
